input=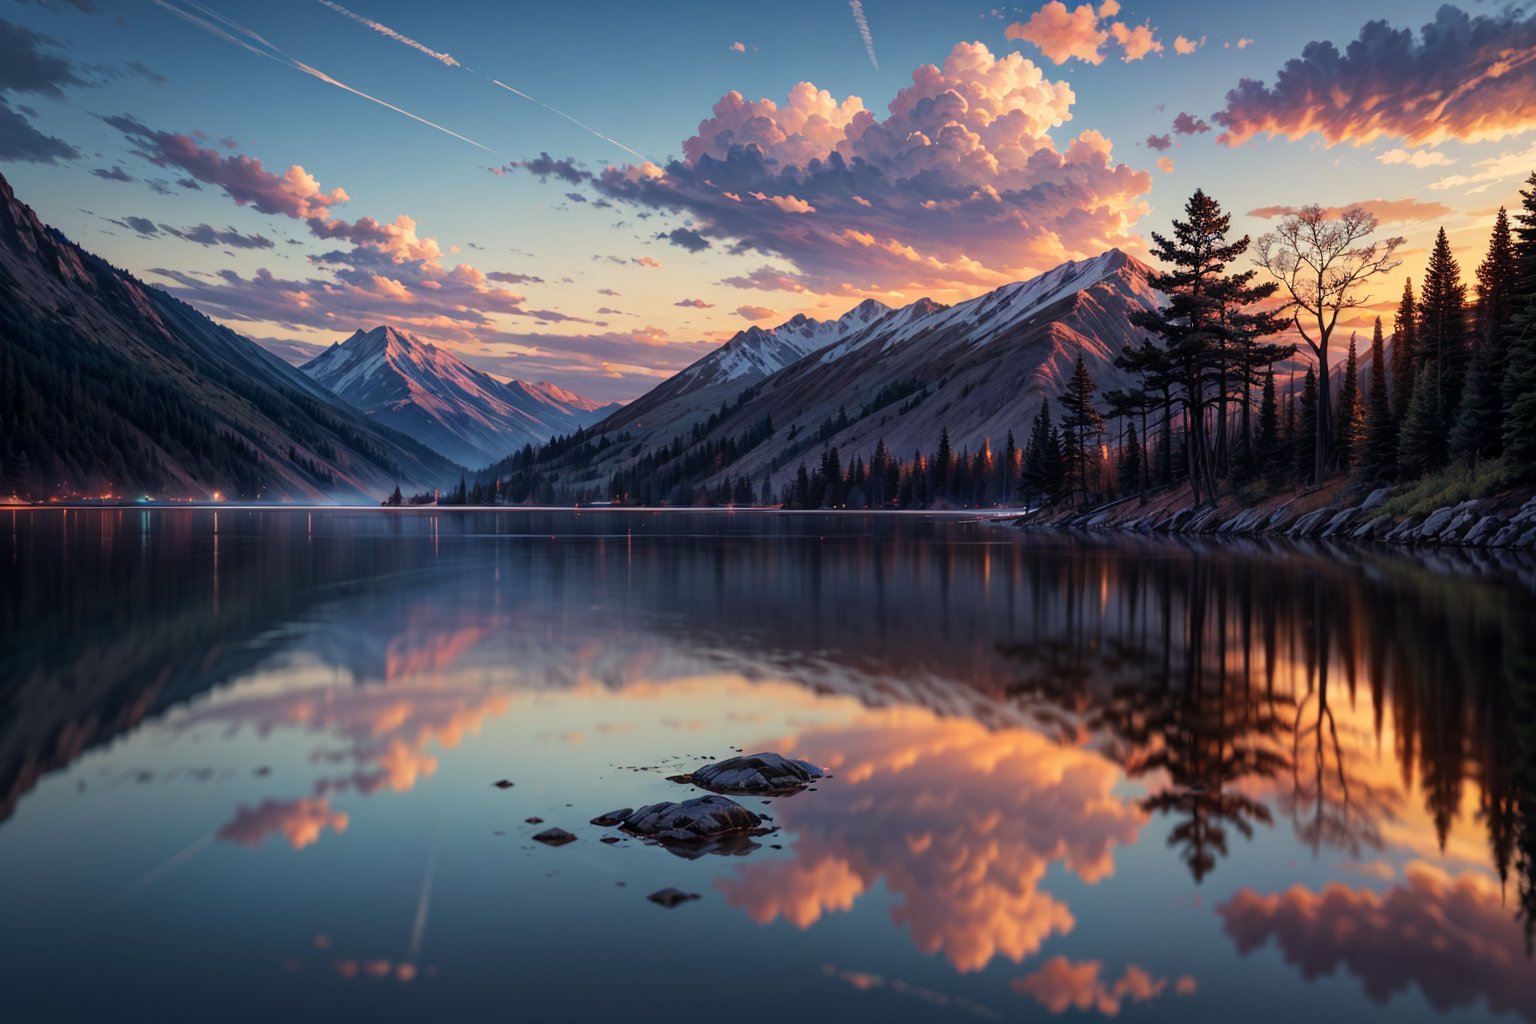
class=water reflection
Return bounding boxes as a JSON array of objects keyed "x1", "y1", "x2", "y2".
[{"x1": 2, "y1": 509, "x2": 1535, "y2": 1022}]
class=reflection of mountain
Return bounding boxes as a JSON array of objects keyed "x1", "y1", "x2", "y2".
[{"x1": 4, "y1": 509, "x2": 1536, "y2": 961}]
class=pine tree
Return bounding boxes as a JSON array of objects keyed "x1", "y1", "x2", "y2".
[
  {"x1": 1334, "y1": 333, "x2": 1363, "y2": 471},
  {"x1": 1258, "y1": 367, "x2": 1283, "y2": 489},
  {"x1": 1417, "y1": 227, "x2": 1468, "y2": 446},
  {"x1": 1363, "y1": 317, "x2": 1396, "y2": 481},
  {"x1": 1058, "y1": 354, "x2": 1105, "y2": 507},
  {"x1": 933, "y1": 428, "x2": 954, "y2": 500},
  {"x1": 1506, "y1": 172, "x2": 1536, "y2": 478},
  {"x1": 1390, "y1": 278, "x2": 1417, "y2": 426},
  {"x1": 1400, "y1": 364, "x2": 1443, "y2": 477},
  {"x1": 1452, "y1": 209, "x2": 1519, "y2": 461},
  {"x1": 1118, "y1": 423, "x2": 1142, "y2": 497},
  {"x1": 1021, "y1": 398, "x2": 1063, "y2": 507},
  {"x1": 1294, "y1": 368, "x2": 1318, "y2": 484}
]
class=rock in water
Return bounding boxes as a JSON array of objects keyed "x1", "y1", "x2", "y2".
[
  {"x1": 682, "y1": 752, "x2": 823, "y2": 794},
  {"x1": 532, "y1": 827, "x2": 577, "y2": 846},
  {"x1": 647, "y1": 888, "x2": 700, "y2": 908},
  {"x1": 620, "y1": 795, "x2": 764, "y2": 843},
  {"x1": 590, "y1": 808, "x2": 633, "y2": 827}
]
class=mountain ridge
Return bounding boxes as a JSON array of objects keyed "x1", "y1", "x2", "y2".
[{"x1": 302, "y1": 325, "x2": 617, "y2": 469}]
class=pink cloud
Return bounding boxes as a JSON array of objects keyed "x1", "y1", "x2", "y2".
[
  {"x1": 1220, "y1": 862, "x2": 1533, "y2": 1020},
  {"x1": 1213, "y1": 7, "x2": 1536, "y2": 147},
  {"x1": 217, "y1": 797, "x2": 349, "y2": 850},
  {"x1": 735, "y1": 304, "x2": 777, "y2": 321},
  {"x1": 564, "y1": 42, "x2": 1150, "y2": 300},
  {"x1": 1005, "y1": 2, "x2": 1162, "y2": 65},
  {"x1": 674, "y1": 298, "x2": 714, "y2": 308}
]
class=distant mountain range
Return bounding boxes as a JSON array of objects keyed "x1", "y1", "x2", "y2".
[
  {"x1": 301, "y1": 326, "x2": 617, "y2": 469},
  {"x1": 0, "y1": 169, "x2": 1173, "y2": 504},
  {"x1": 0, "y1": 173, "x2": 458, "y2": 501},
  {"x1": 521, "y1": 248, "x2": 1161, "y2": 499}
]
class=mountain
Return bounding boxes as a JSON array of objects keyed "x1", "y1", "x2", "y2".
[
  {"x1": 0, "y1": 173, "x2": 459, "y2": 501},
  {"x1": 302, "y1": 326, "x2": 618, "y2": 468},
  {"x1": 515, "y1": 249, "x2": 1159, "y2": 501}
]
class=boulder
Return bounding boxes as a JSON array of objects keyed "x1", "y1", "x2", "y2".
[
  {"x1": 1490, "y1": 524, "x2": 1525, "y2": 548},
  {"x1": 620, "y1": 795, "x2": 765, "y2": 844},
  {"x1": 1461, "y1": 515, "x2": 1502, "y2": 546},
  {"x1": 1266, "y1": 500, "x2": 1301, "y2": 532},
  {"x1": 1320, "y1": 507, "x2": 1358, "y2": 539},
  {"x1": 1289, "y1": 508, "x2": 1334, "y2": 538},
  {"x1": 1415, "y1": 506, "x2": 1458, "y2": 540},
  {"x1": 590, "y1": 808, "x2": 633, "y2": 827},
  {"x1": 681, "y1": 752, "x2": 823, "y2": 795},
  {"x1": 1359, "y1": 487, "x2": 1393, "y2": 512},
  {"x1": 1438, "y1": 510, "x2": 1480, "y2": 542}
]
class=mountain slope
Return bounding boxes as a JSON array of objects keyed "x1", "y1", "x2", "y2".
[
  {"x1": 0, "y1": 173, "x2": 459, "y2": 501},
  {"x1": 301, "y1": 326, "x2": 616, "y2": 468},
  {"x1": 526, "y1": 249, "x2": 1159, "y2": 501}
]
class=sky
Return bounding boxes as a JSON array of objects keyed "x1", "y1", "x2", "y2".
[{"x1": 2, "y1": 0, "x2": 1533, "y2": 402}]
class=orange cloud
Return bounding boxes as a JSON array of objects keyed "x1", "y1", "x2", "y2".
[
  {"x1": 1013, "y1": 958, "x2": 1194, "y2": 1016},
  {"x1": 1006, "y1": 2, "x2": 1162, "y2": 64},
  {"x1": 717, "y1": 707, "x2": 1146, "y2": 972}
]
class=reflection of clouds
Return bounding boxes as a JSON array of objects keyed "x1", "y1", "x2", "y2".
[
  {"x1": 720, "y1": 707, "x2": 1146, "y2": 972},
  {"x1": 217, "y1": 797, "x2": 349, "y2": 850},
  {"x1": 1220, "y1": 861, "x2": 1533, "y2": 1021},
  {"x1": 1012, "y1": 958, "x2": 1195, "y2": 1017}
]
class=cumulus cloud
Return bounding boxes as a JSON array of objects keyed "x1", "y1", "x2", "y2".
[
  {"x1": 735, "y1": 304, "x2": 777, "y2": 321},
  {"x1": 1004, "y1": 2, "x2": 1162, "y2": 65},
  {"x1": 718, "y1": 708, "x2": 1146, "y2": 973},
  {"x1": 532, "y1": 43, "x2": 1150, "y2": 300},
  {"x1": 1172, "y1": 112, "x2": 1209, "y2": 135},
  {"x1": 1013, "y1": 959, "x2": 1195, "y2": 1016},
  {"x1": 658, "y1": 226, "x2": 710, "y2": 252},
  {"x1": 1246, "y1": 197, "x2": 1451, "y2": 225},
  {"x1": 674, "y1": 298, "x2": 714, "y2": 308},
  {"x1": 109, "y1": 214, "x2": 159, "y2": 237},
  {"x1": 730, "y1": 41, "x2": 746, "y2": 53},
  {"x1": 1220, "y1": 863, "x2": 1533, "y2": 1020},
  {"x1": 1173, "y1": 34, "x2": 1202, "y2": 56},
  {"x1": 1156, "y1": 156, "x2": 1173, "y2": 174},
  {"x1": 1213, "y1": 6, "x2": 1536, "y2": 147},
  {"x1": 1145, "y1": 133, "x2": 1172, "y2": 151}
]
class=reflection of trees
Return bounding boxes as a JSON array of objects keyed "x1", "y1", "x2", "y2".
[{"x1": 997, "y1": 535, "x2": 1534, "y2": 904}]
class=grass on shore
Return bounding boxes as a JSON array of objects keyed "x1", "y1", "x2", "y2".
[{"x1": 1378, "y1": 456, "x2": 1517, "y2": 520}]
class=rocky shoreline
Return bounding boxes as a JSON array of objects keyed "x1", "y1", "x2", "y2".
[{"x1": 1013, "y1": 487, "x2": 1536, "y2": 550}]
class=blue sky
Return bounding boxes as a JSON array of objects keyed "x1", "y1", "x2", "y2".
[{"x1": 1, "y1": 0, "x2": 1530, "y2": 400}]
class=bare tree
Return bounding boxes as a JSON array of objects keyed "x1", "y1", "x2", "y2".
[{"x1": 1256, "y1": 207, "x2": 1403, "y2": 485}]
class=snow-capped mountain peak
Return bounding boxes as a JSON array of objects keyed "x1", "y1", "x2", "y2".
[{"x1": 302, "y1": 326, "x2": 614, "y2": 468}]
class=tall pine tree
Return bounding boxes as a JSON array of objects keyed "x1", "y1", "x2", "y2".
[
  {"x1": 1334, "y1": 332, "x2": 1363, "y2": 471},
  {"x1": 1417, "y1": 227, "x2": 1468, "y2": 454},
  {"x1": 1452, "y1": 208, "x2": 1519, "y2": 460},
  {"x1": 1058, "y1": 354, "x2": 1104, "y2": 507},
  {"x1": 1390, "y1": 278, "x2": 1417, "y2": 426},
  {"x1": 1503, "y1": 172, "x2": 1536, "y2": 478},
  {"x1": 1363, "y1": 317, "x2": 1396, "y2": 481}
]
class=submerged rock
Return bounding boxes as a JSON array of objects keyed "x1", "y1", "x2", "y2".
[
  {"x1": 678, "y1": 752, "x2": 823, "y2": 795},
  {"x1": 620, "y1": 795, "x2": 765, "y2": 843},
  {"x1": 492, "y1": 779, "x2": 514, "y2": 789},
  {"x1": 647, "y1": 888, "x2": 700, "y2": 908},
  {"x1": 532, "y1": 827, "x2": 577, "y2": 846}
]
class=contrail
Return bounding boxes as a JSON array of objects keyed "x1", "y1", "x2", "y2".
[
  {"x1": 406, "y1": 810, "x2": 447, "y2": 963},
  {"x1": 153, "y1": 0, "x2": 497, "y2": 154},
  {"x1": 849, "y1": 1, "x2": 879, "y2": 70},
  {"x1": 312, "y1": 0, "x2": 648, "y2": 161},
  {"x1": 119, "y1": 833, "x2": 214, "y2": 900},
  {"x1": 488, "y1": 80, "x2": 646, "y2": 161},
  {"x1": 315, "y1": 0, "x2": 460, "y2": 67}
]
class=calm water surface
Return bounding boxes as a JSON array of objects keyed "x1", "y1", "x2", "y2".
[{"x1": 3, "y1": 509, "x2": 1535, "y2": 1022}]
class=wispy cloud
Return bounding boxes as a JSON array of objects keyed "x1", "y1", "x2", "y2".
[{"x1": 314, "y1": 0, "x2": 459, "y2": 67}]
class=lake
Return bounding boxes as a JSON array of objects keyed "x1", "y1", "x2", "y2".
[{"x1": 2, "y1": 508, "x2": 1534, "y2": 1023}]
